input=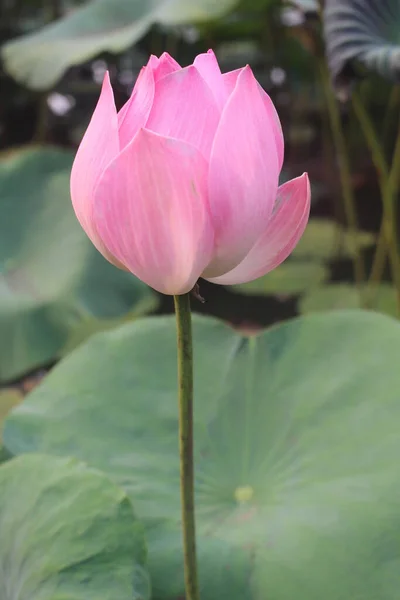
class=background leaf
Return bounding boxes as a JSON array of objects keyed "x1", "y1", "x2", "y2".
[
  {"x1": 232, "y1": 261, "x2": 328, "y2": 296},
  {"x1": 0, "y1": 146, "x2": 157, "y2": 382},
  {"x1": 323, "y1": 0, "x2": 400, "y2": 90},
  {"x1": 1, "y1": 0, "x2": 238, "y2": 90},
  {"x1": 292, "y1": 218, "x2": 375, "y2": 260},
  {"x1": 287, "y1": 0, "x2": 318, "y2": 11},
  {"x1": 5, "y1": 310, "x2": 400, "y2": 599},
  {"x1": 300, "y1": 283, "x2": 398, "y2": 317},
  {"x1": 0, "y1": 453, "x2": 149, "y2": 599}
]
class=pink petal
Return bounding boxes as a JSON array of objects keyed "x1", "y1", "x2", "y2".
[
  {"x1": 70, "y1": 72, "x2": 124, "y2": 268},
  {"x1": 146, "y1": 65, "x2": 220, "y2": 158},
  {"x1": 203, "y1": 66, "x2": 280, "y2": 278},
  {"x1": 93, "y1": 129, "x2": 214, "y2": 295},
  {"x1": 117, "y1": 55, "x2": 158, "y2": 150},
  {"x1": 194, "y1": 49, "x2": 227, "y2": 110},
  {"x1": 222, "y1": 68, "x2": 241, "y2": 97},
  {"x1": 259, "y1": 84, "x2": 284, "y2": 171},
  {"x1": 206, "y1": 173, "x2": 310, "y2": 285},
  {"x1": 222, "y1": 68, "x2": 284, "y2": 170},
  {"x1": 153, "y1": 52, "x2": 181, "y2": 81}
]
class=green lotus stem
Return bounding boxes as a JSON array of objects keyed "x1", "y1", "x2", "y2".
[
  {"x1": 383, "y1": 85, "x2": 400, "y2": 153},
  {"x1": 385, "y1": 126, "x2": 400, "y2": 314},
  {"x1": 33, "y1": 96, "x2": 48, "y2": 143},
  {"x1": 174, "y1": 293, "x2": 199, "y2": 600},
  {"x1": 352, "y1": 90, "x2": 400, "y2": 314},
  {"x1": 318, "y1": 60, "x2": 366, "y2": 292},
  {"x1": 368, "y1": 222, "x2": 387, "y2": 292},
  {"x1": 34, "y1": 0, "x2": 61, "y2": 142}
]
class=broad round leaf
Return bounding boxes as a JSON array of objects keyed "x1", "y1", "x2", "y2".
[
  {"x1": 323, "y1": 0, "x2": 400, "y2": 90},
  {"x1": 0, "y1": 453, "x2": 149, "y2": 599},
  {"x1": 0, "y1": 146, "x2": 156, "y2": 382},
  {"x1": 300, "y1": 283, "x2": 398, "y2": 317},
  {"x1": 1, "y1": 0, "x2": 237, "y2": 91},
  {"x1": 232, "y1": 261, "x2": 328, "y2": 296},
  {"x1": 4, "y1": 311, "x2": 400, "y2": 599}
]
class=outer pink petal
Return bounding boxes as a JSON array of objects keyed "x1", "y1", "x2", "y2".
[
  {"x1": 206, "y1": 173, "x2": 310, "y2": 285},
  {"x1": 193, "y1": 49, "x2": 227, "y2": 110},
  {"x1": 93, "y1": 129, "x2": 214, "y2": 295},
  {"x1": 222, "y1": 68, "x2": 284, "y2": 170},
  {"x1": 117, "y1": 55, "x2": 158, "y2": 150},
  {"x1": 204, "y1": 66, "x2": 280, "y2": 278},
  {"x1": 153, "y1": 52, "x2": 181, "y2": 81},
  {"x1": 258, "y1": 84, "x2": 284, "y2": 171},
  {"x1": 146, "y1": 65, "x2": 220, "y2": 158},
  {"x1": 70, "y1": 72, "x2": 124, "y2": 268}
]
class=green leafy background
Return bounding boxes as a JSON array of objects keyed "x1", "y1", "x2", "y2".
[
  {"x1": 1, "y1": 0, "x2": 238, "y2": 90},
  {"x1": 0, "y1": 146, "x2": 157, "y2": 382}
]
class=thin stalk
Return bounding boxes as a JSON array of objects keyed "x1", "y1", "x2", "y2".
[
  {"x1": 385, "y1": 125, "x2": 400, "y2": 311},
  {"x1": 319, "y1": 72, "x2": 345, "y2": 256},
  {"x1": 352, "y1": 90, "x2": 400, "y2": 312},
  {"x1": 33, "y1": 95, "x2": 48, "y2": 143},
  {"x1": 173, "y1": 293, "x2": 199, "y2": 600},
  {"x1": 34, "y1": 0, "x2": 62, "y2": 143},
  {"x1": 383, "y1": 85, "x2": 400, "y2": 154},
  {"x1": 352, "y1": 90, "x2": 388, "y2": 178},
  {"x1": 368, "y1": 221, "x2": 387, "y2": 288},
  {"x1": 318, "y1": 60, "x2": 366, "y2": 289}
]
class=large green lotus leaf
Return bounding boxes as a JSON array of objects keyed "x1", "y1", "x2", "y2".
[
  {"x1": 323, "y1": 0, "x2": 400, "y2": 90},
  {"x1": 0, "y1": 453, "x2": 149, "y2": 599},
  {"x1": 232, "y1": 261, "x2": 328, "y2": 296},
  {"x1": 292, "y1": 218, "x2": 376, "y2": 260},
  {"x1": 0, "y1": 146, "x2": 156, "y2": 382},
  {"x1": 300, "y1": 283, "x2": 398, "y2": 317},
  {"x1": 1, "y1": 0, "x2": 237, "y2": 91},
  {"x1": 5, "y1": 310, "x2": 400, "y2": 599}
]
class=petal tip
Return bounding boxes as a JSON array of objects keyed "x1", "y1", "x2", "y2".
[
  {"x1": 101, "y1": 70, "x2": 112, "y2": 91},
  {"x1": 237, "y1": 64, "x2": 256, "y2": 86},
  {"x1": 99, "y1": 71, "x2": 117, "y2": 112},
  {"x1": 300, "y1": 172, "x2": 311, "y2": 196},
  {"x1": 159, "y1": 51, "x2": 173, "y2": 61}
]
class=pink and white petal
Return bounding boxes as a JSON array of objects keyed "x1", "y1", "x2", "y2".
[
  {"x1": 222, "y1": 67, "x2": 241, "y2": 97},
  {"x1": 258, "y1": 84, "x2": 284, "y2": 171},
  {"x1": 153, "y1": 52, "x2": 181, "y2": 81},
  {"x1": 204, "y1": 65, "x2": 280, "y2": 278},
  {"x1": 194, "y1": 49, "x2": 227, "y2": 110},
  {"x1": 117, "y1": 56, "x2": 158, "y2": 149},
  {"x1": 70, "y1": 72, "x2": 123, "y2": 267},
  {"x1": 93, "y1": 129, "x2": 214, "y2": 295},
  {"x1": 146, "y1": 65, "x2": 220, "y2": 158},
  {"x1": 206, "y1": 173, "x2": 310, "y2": 285},
  {"x1": 223, "y1": 68, "x2": 284, "y2": 169}
]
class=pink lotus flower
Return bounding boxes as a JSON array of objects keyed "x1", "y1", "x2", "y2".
[{"x1": 71, "y1": 50, "x2": 310, "y2": 295}]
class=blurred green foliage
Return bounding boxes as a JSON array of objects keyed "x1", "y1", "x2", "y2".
[
  {"x1": 0, "y1": 0, "x2": 398, "y2": 367},
  {"x1": 0, "y1": 146, "x2": 157, "y2": 382}
]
